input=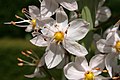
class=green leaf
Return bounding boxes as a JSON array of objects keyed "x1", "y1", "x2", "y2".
[{"x1": 82, "y1": 6, "x2": 93, "y2": 30}]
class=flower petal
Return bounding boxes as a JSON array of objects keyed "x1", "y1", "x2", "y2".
[
  {"x1": 96, "y1": 39, "x2": 116, "y2": 53},
  {"x1": 64, "y1": 62, "x2": 84, "y2": 80},
  {"x1": 75, "y1": 57, "x2": 89, "y2": 71},
  {"x1": 45, "y1": 42, "x2": 65, "y2": 69},
  {"x1": 29, "y1": 6, "x2": 40, "y2": 19},
  {"x1": 56, "y1": 6, "x2": 68, "y2": 28},
  {"x1": 105, "y1": 53, "x2": 116, "y2": 77},
  {"x1": 57, "y1": 0, "x2": 78, "y2": 11},
  {"x1": 41, "y1": 0, "x2": 58, "y2": 17},
  {"x1": 89, "y1": 54, "x2": 105, "y2": 75},
  {"x1": 30, "y1": 35, "x2": 48, "y2": 47},
  {"x1": 24, "y1": 67, "x2": 45, "y2": 78},
  {"x1": 25, "y1": 25, "x2": 33, "y2": 32},
  {"x1": 67, "y1": 19, "x2": 89, "y2": 41},
  {"x1": 63, "y1": 40, "x2": 88, "y2": 57}
]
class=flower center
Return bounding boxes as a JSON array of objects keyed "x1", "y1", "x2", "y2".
[
  {"x1": 31, "y1": 19, "x2": 36, "y2": 29},
  {"x1": 54, "y1": 31, "x2": 64, "y2": 42},
  {"x1": 84, "y1": 71, "x2": 94, "y2": 80},
  {"x1": 115, "y1": 41, "x2": 120, "y2": 52}
]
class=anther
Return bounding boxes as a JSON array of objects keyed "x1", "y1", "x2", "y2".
[
  {"x1": 26, "y1": 50, "x2": 32, "y2": 54},
  {"x1": 18, "y1": 63, "x2": 24, "y2": 66},
  {"x1": 17, "y1": 58, "x2": 23, "y2": 62},
  {"x1": 21, "y1": 51, "x2": 29, "y2": 57},
  {"x1": 11, "y1": 21, "x2": 16, "y2": 25}
]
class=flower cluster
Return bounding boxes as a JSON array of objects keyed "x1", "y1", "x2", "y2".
[{"x1": 5, "y1": 0, "x2": 120, "y2": 80}]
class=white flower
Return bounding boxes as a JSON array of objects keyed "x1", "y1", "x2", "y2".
[
  {"x1": 97, "y1": 31, "x2": 120, "y2": 77},
  {"x1": 5, "y1": 5, "x2": 54, "y2": 32},
  {"x1": 17, "y1": 50, "x2": 45, "y2": 78},
  {"x1": 30, "y1": 7, "x2": 89, "y2": 69},
  {"x1": 64, "y1": 54, "x2": 106, "y2": 80},
  {"x1": 95, "y1": 0, "x2": 111, "y2": 26},
  {"x1": 40, "y1": 0, "x2": 78, "y2": 17}
]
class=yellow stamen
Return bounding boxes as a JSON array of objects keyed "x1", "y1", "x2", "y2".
[
  {"x1": 31, "y1": 19, "x2": 36, "y2": 29},
  {"x1": 114, "y1": 41, "x2": 120, "y2": 52},
  {"x1": 54, "y1": 31, "x2": 64, "y2": 43},
  {"x1": 84, "y1": 71, "x2": 94, "y2": 80}
]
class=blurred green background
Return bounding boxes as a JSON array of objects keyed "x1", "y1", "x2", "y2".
[{"x1": 0, "y1": 0, "x2": 120, "y2": 80}]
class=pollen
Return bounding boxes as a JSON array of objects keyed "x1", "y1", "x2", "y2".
[
  {"x1": 115, "y1": 40, "x2": 120, "y2": 52},
  {"x1": 84, "y1": 71, "x2": 94, "y2": 80},
  {"x1": 54, "y1": 31, "x2": 64, "y2": 42},
  {"x1": 31, "y1": 19, "x2": 36, "y2": 29}
]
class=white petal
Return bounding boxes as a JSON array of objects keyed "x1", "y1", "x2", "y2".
[
  {"x1": 64, "y1": 62, "x2": 84, "y2": 80},
  {"x1": 30, "y1": 35, "x2": 48, "y2": 47},
  {"x1": 29, "y1": 6, "x2": 39, "y2": 18},
  {"x1": 90, "y1": 54, "x2": 105, "y2": 69},
  {"x1": 45, "y1": 42, "x2": 65, "y2": 69},
  {"x1": 25, "y1": 25, "x2": 33, "y2": 32},
  {"x1": 41, "y1": 0, "x2": 58, "y2": 17},
  {"x1": 57, "y1": 0, "x2": 78, "y2": 11},
  {"x1": 96, "y1": 39, "x2": 116, "y2": 53},
  {"x1": 37, "y1": 17, "x2": 55, "y2": 27},
  {"x1": 67, "y1": 19, "x2": 89, "y2": 41},
  {"x1": 24, "y1": 67, "x2": 45, "y2": 78},
  {"x1": 63, "y1": 40, "x2": 88, "y2": 57},
  {"x1": 106, "y1": 32, "x2": 118, "y2": 45},
  {"x1": 105, "y1": 53, "x2": 116, "y2": 77},
  {"x1": 56, "y1": 6, "x2": 68, "y2": 28},
  {"x1": 90, "y1": 54, "x2": 105, "y2": 75},
  {"x1": 96, "y1": 6, "x2": 111, "y2": 22},
  {"x1": 75, "y1": 57, "x2": 89, "y2": 71}
]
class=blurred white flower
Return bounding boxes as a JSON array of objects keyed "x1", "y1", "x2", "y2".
[
  {"x1": 97, "y1": 31, "x2": 120, "y2": 78},
  {"x1": 64, "y1": 54, "x2": 106, "y2": 80},
  {"x1": 17, "y1": 50, "x2": 45, "y2": 78},
  {"x1": 95, "y1": 0, "x2": 111, "y2": 26},
  {"x1": 40, "y1": 0, "x2": 78, "y2": 17},
  {"x1": 30, "y1": 7, "x2": 89, "y2": 69}
]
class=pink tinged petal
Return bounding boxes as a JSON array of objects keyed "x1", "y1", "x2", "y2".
[
  {"x1": 67, "y1": 19, "x2": 89, "y2": 41},
  {"x1": 105, "y1": 53, "x2": 116, "y2": 78},
  {"x1": 56, "y1": 6, "x2": 68, "y2": 28},
  {"x1": 96, "y1": 39, "x2": 116, "y2": 53},
  {"x1": 63, "y1": 40, "x2": 88, "y2": 57},
  {"x1": 41, "y1": 0, "x2": 58, "y2": 17},
  {"x1": 30, "y1": 35, "x2": 48, "y2": 47},
  {"x1": 57, "y1": 0, "x2": 78, "y2": 11},
  {"x1": 96, "y1": 6, "x2": 111, "y2": 22},
  {"x1": 64, "y1": 62, "x2": 85, "y2": 80},
  {"x1": 45, "y1": 43, "x2": 65, "y2": 69},
  {"x1": 89, "y1": 54, "x2": 105, "y2": 76},
  {"x1": 29, "y1": 6, "x2": 40, "y2": 19}
]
